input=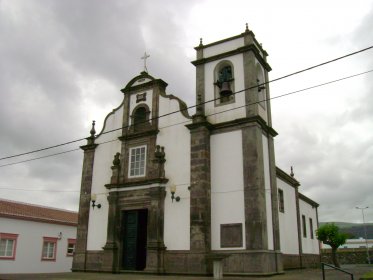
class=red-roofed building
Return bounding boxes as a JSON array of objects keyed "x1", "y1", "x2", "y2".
[{"x1": 0, "y1": 199, "x2": 78, "y2": 273}]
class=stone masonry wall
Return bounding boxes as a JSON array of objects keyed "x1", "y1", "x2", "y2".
[{"x1": 321, "y1": 248, "x2": 373, "y2": 264}]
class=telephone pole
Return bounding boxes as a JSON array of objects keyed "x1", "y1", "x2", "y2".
[{"x1": 356, "y1": 206, "x2": 371, "y2": 264}]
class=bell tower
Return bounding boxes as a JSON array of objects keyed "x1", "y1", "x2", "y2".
[
  {"x1": 189, "y1": 24, "x2": 282, "y2": 274},
  {"x1": 192, "y1": 24, "x2": 273, "y2": 125}
]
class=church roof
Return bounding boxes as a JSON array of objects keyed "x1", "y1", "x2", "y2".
[
  {"x1": 0, "y1": 199, "x2": 78, "y2": 226},
  {"x1": 299, "y1": 193, "x2": 319, "y2": 208},
  {"x1": 276, "y1": 167, "x2": 300, "y2": 187}
]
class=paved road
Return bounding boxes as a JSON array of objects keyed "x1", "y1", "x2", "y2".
[{"x1": 1, "y1": 265, "x2": 372, "y2": 280}]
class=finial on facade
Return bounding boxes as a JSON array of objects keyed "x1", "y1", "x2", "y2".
[
  {"x1": 199, "y1": 38, "x2": 203, "y2": 47},
  {"x1": 90, "y1": 120, "x2": 96, "y2": 137},
  {"x1": 245, "y1": 23, "x2": 249, "y2": 32},
  {"x1": 141, "y1": 51, "x2": 150, "y2": 73},
  {"x1": 290, "y1": 166, "x2": 294, "y2": 177}
]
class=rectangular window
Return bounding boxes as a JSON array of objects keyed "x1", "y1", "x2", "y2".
[
  {"x1": 42, "y1": 237, "x2": 57, "y2": 261},
  {"x1": 278, "y1": 189, "x2": 284, "y2": 213},
  {"x1": 309, "y1": 218, "x2": 314, "y2": 239},
  {"x1": 129, "y1": 146, "x2": 146, "y2": 178},
  {"x1": 302, "y1": 215, "x2": 307, "y2": 238},
  {"x1": 67, "y1": 239, "x2": 76, "y2": 256},
  {"x1": 0, "y1": 233, "x2": 18, "y2": 260}
]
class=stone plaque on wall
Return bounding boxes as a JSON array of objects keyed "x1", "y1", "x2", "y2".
[
  {"x1": 136, "y1": 92, "x2": 147, "y2": 103},
  {"x1": 220, "y1": 223, "x2": 243, "y2": 248}
]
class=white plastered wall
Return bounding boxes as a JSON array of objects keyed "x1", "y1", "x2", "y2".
[
  {"x1": 0, "y1": 217, "x2": 76, "y2": 273},
  {"x1": 211, "y1": 130, "x2": 246, "y2": 250},
  {"x1": 299, "y1": 199, "x2": 320, "y2": 254},
  {"x1": 262, "y1": 135, "x2": 274, "y2": 250},
  {"x1": 277, "y1": 178, "x2": 299, "y2": 254},
  {"x1": 158, "y1": 95, "x2": 191, "y2": 250},
  {"x1": 204, "y1": 54, "x2": 246, "y2": 124},
  {"x1": 87, "y1": 106, "x2": 123, "y2": 250},
  {"x1": 203, "y1": 37, "x2": 244, "y2": 58}
]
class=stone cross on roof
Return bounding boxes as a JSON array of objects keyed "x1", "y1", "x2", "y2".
[{"x1": 141, "y1": 51, "x2": 150, "y2": 73}]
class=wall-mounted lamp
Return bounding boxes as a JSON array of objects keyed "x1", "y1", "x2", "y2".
[
  {"x1": 58, "y1": 232, "x2": 62, "y2": 240},
  {"x1": 170, "y1": 185, "x2": 180, "y2": 203},
  {"x1": 91, "y1": 193, "x2": 101, "y2": 209}
]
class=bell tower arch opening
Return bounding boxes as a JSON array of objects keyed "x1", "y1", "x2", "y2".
[
  {"x1": 214, "y1": 60, "x2": 235, "y2": 105},
  {"x1": 256, "y1": 63, "x2": 266, "y2": 110}
]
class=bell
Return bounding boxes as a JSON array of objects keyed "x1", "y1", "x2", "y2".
[{"x1": 220, "y1": 82, "x2": 232, "y2": 96}]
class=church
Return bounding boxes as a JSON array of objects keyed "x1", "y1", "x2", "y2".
[{"x1": 72, "y1": 26, "x2": 320, "y2": 276}]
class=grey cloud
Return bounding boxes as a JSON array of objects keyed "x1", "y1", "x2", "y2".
[
  {"x1": 0, "y1": 0, "x2": 201, "y2": 211},
  {"x1": 349, "y1": 5, "x2": 373, "y2": 122},
  {"x1": 2, "y1": 0, "x2": 370, "y2": 224}
]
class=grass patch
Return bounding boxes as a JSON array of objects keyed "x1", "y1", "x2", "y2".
[{"x1": 362, "y1": 271, "x2": 373, "y2": 279}]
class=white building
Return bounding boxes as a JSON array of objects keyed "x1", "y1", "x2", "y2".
[
  {"x1": 0, "y1": 199, "x2": 77, "y2": 274},
  {"x1": 322, "y1": 238, "x2": 373, "y2": 249},
  {"x1": 277, "y1": 169, "x2": 320, "y2": 268},
  {"x1": 73, "y1": 26, "x2": 320, "y2": 276}
]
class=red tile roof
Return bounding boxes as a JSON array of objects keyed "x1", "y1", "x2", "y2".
[{"x1": 0, "y1": 199, "x2": 78, "y2": 226}]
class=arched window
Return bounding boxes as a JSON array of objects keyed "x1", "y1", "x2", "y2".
[
  {"x1": 214, "y1": 61, "x2": 235, "y2": 105},
  {"x1": 131, "y1": 105, "x2": 150, "y2": 131},
  {"x1": 134, "y1": 107, "x2": 147, "y2": 126}
]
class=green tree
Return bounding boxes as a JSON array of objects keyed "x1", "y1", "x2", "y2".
[{"x1": 316, "y1": 223, "x2": 348, "y2": 267}]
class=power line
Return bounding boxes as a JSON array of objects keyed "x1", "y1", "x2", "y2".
[
  {"x1": 207, "y1": 69, "x2": 373, "y2": 118},
  {"x1": 0, "y1": 184, "x2": 257, "y2": 194},
  {"x1": 0, "y1": 45, "x2": 372, "y2": 162},
  {"x1": 0, "y1": 139, "x2": 118, "y2": 168},
  {"x1": 0, "y1": 148, "x2": 80, "y2": 167},
  {"x1": 70, "y1": 45, "x2": 373, "y2": 139},
  {"x1": 0, "y1": 182, "x2": 192, "y2": 193},
  {"x1": 266, "y1": 45, "x2": 373, "y2": 84},
  {"x1": 0, "y1": 139, "x2": 86, "y2": 162},
  {"x1": 0, "y1": 187, "x2": 79, "y2": 193},
  {"x1": 1, "y1": 68, "x2": 372, "y2": 169}
]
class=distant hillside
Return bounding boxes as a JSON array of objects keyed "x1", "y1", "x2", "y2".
[{"x1": 320, "y1": 222, "x2": 373, "y2": 239}]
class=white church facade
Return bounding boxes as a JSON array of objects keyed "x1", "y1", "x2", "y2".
[{"x1": 73, "y1": 26, "x2": 320, "y2": 275}]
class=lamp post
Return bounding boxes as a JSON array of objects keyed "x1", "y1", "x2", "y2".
[{"x1": 356, "y1": 206, "x2": 370, "y2": 264}]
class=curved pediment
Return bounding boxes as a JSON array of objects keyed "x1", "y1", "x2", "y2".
[{"x1": 121, "y1": 71, "x2": 156, "y2": 92}]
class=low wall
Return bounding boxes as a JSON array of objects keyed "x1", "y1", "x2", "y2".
[
  {"x1": 321, "y1": 248, "x2": 373, "y2": 264},
  {"x1": 282, "y1": 253, "x2": 320, "y2": 269}
]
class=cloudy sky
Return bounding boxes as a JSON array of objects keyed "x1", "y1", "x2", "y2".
[{"x1": 0, "y1": 0, "x2": 372, "y2": 224}]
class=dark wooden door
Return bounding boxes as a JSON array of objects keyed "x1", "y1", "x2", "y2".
[{"x1": 122, "y1": 209, "x2": 148, "y2": 270}]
